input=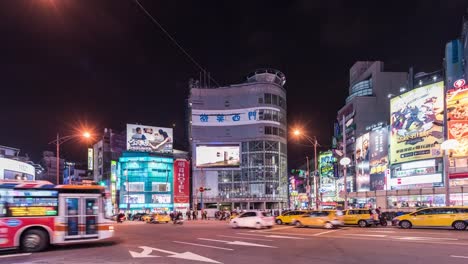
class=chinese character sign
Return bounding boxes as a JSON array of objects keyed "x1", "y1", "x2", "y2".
[
  {"x1": 192, "y1": 107, "x2": 278, "y2": 126},
  {"x1": 390, "y1": 82, "x2": 444, "y2": 164},
  {"x1": 173, "y1": 159, "x2": 190, "y2": 204},
  {"x1": 447, "y1": 86, "x2": 468, "y2": 157}
]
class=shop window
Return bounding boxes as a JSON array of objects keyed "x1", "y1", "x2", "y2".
[
  {"x1": 128, "y1": 182, "x2": 144, "y2": 192},
  {"x1": 152, "y1": 182, "x2": 170, "y2": 192}
]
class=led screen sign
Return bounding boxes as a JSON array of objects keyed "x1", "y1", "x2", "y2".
[
  {"x1": 390, "y1": 82, "x2": 444, "y2": 164},
  {"x1": 195, "y1": 145, "x2": 240, "y2": 168}
]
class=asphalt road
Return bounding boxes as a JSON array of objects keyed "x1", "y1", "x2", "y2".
[{"x1": 2, "y1": 220, "x2": 468, "y2": 264}]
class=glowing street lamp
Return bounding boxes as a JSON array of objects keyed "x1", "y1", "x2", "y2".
[
  {"x1": 49, "y1": 131, "x2": 92, "y2": 185},
  {"x1": 292, "y1": 129, "x2": 320, "y2": 209}
]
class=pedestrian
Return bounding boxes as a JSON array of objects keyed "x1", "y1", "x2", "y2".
[
  {"x1": 203, "y1": 210, "x2": 208, "y2": 220},
  {"x1": 186, "y1": 210, "x2": 191, "y2": 220},
  {"x1": 193, "y1": 210, "x2": 197, "y2": 220}
]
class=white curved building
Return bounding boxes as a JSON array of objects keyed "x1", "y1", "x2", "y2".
[{"x1": 188, "y1": 69, "x2": 288, "y2": 210}]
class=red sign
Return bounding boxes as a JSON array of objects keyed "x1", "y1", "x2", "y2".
[
  {"x1": 454, "y1": 79, "x2": 466, "y2": 89},
  {"x1": 173, "y1": 159, "x2": 190, "y2": 204}
]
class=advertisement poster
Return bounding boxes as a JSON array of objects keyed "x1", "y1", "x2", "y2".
[
  {"x1": 195, "y1": 145, "x2": 240, "y2": 168},
  {"x1": 447, "y1": 86, "x2": 468, "y2": 157},
  {"x1": 173, "y1": 159, "x2": 190, "y2": 204},
  {"x1": 369, "y1": 127, "x2": 388, "y2": 191},
  {"x1": 355, "y1": 133, "x2": 370, "y2": 192},
  {"x1": 319, "y1": 151, "x2": 335, "y2": 178},
  {"x1": 126, "y1": 124, "x2": 173, "y2": 153},
  {"x1": 390, "y1": 82, "x2": 444, "y2": 164}
]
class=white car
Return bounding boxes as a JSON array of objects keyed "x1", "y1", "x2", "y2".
[{"x1": 230, "y1": 211, "x2": 275, "y2": 229}]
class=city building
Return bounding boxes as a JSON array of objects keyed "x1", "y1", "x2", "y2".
[
  {"x1": 187, "y1": 69, "x2": 288, "y2": 210},
  {"x1": 117, "y1": 152, "x2": 174, "y2": 213},
  {"x1": 0, "y1": 145, "x2": 43, "y2": 178},
  {"x1": 38, "y1": 151, "x2": 64, "y2": 184},
  {"x1": 93, "y1": 128, "x2": 126, "y2": 186},
  {"x1": 63, "y1": 162, "x2": 89, "y2": 184},
  {"x1": 333, "y1": 61, "x2": 407, "y2": 206}
]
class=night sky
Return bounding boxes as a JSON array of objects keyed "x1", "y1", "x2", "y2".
[{"x1": 1, "y1": 0, "x2": 467, "y2": 168}]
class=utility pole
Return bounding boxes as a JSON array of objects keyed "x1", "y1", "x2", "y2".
[
  {"x1": 313, "y1": 137, "x2": 319, "y2": 210},
  {"x1": 306, "y1": 156, "x2": 310, "y2": 209},
  {"x1": 343, "y1": 115, "x2": 348, "y2": 210}
]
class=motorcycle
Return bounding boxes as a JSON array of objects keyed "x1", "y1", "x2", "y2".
[{"x1": 173, "y1": 218, "x2": 184, "y2": 225}]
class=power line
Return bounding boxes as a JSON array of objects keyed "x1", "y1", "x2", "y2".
[{"x1": 133, "y1": 0, "x2": 221, "y2": 87}]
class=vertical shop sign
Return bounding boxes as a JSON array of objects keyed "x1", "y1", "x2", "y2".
[{"x1": 173, "y1": 159, "x2": 190, "y2": 203}]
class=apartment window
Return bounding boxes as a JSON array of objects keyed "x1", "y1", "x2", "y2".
[
  {"x1": 264, "y1": 93, "x2": 272, "y2": 104},
  {"x1": 272, "y1": 127, "x2": 278, "y2": 136},
  {"x1": 279, "y1": 128, "x2": 285, "y2": 138},
  {"x1": 265, "y1": 126, "x2": 272, "y2": 135},
  {"x1": 264, "y1": 109, "x2": 272, "y2": 120},
  {"x1": 279, "y1": 97, "x2": 285, "y2": 109},
  {"x1": 272, "y1": 94, "x2": 278, "y2": 105},
  {"x1": 258, "y1": 97, "x2": 264, "y2": 104},
  {"x1": 272, "y1": 111, "x2": 278, "y2": 122}
]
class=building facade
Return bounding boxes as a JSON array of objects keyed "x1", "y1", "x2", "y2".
[
  {"x1": 188, "y1": 69, "x2": 288, "y2": 210},
  {"x1": 93, "y1": 128, "x2": 126, "y2": 186},
  {"x1": 333, "y1": 61, "x2": 407, "y2": 208},
  {"x1": 117, "y1": 152, "x2": 174, "y2": 213}
]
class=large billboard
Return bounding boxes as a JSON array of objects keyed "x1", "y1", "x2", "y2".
[
  {"x1": 195, "y1": 145, "x2": 240, "y2": 168},
  {"x1": 447, "y1": 86, "x2": 468, "y2": 157},
  {"x1": 355, "y1": 133, "x2": 370, "y2": 192},
  {"x1": 369, "y1": 127, "x2": 388, "y2": 191},
  {"x1": 126, "y1": 124, "x2": 173, "y2": 153},
  {"x1": 173, "y1": 159, "x2": 190, "y2": 204},
  {"x1": 390, "y1": 82, "x2": 444, "y2": 164}
]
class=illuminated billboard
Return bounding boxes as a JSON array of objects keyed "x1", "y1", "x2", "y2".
[
  {"x1": 369, "y1": 127, "x2": 388, "y2": 191},
  {"x1": 195, "y1": 145, "x2": 240, "y2": 168},
  {"x1": 126, "y1": 124, "x2": 173, "y2": 153},
  {"x1": 88, "y1": 148, "x2": 93, "y2": 170},
  {"x1": 447, "y1": 86, "x2": 468, "y2": 157},
  {"x1": 390, "y1": 81, "x2": 444, "y2": 164},
  {"x1": 355, "y1": 133, "x2": 370, "y2": 192}
]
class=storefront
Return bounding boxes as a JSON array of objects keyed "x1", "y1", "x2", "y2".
[{"x1": 118, "y1": 152, "x2": 174, "y2": 213}]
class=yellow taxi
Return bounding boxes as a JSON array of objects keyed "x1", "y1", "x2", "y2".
[
  {"x1": 293, "y1": 210, "x2": 344, "y2": 229},
  {"x1": 275, "y1": 210, "x2": 310, "y2": 225},
  {"x1": 343, "y1": 209, "x2": 374, "y2": 227},
  {"x1": 144, "y1": 213, "x2": 171, "y2": 223},
  {"x1": 392, "y1": 207, "x2": 468, "y2": 230}
]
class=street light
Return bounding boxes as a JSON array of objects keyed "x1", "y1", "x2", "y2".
[
  {"x1": 340, "y1": 157, "x2": 351, "y2": 209},
  {"x1": 441, "y1": 139, "x2": 460, "y2": 206},
  {"x1": 293, "y1": 129, "x2": 320, "y2": 210},
  {"x1": 48, "y1": 131, "x2": 92, "y2": 185}
]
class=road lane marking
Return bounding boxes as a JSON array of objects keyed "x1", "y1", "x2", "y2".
[
  {"x1": 451, "y1": 255, "x2": 468, "y2": 259},
  {"x1": 217, "y1": 235, "x2": 273, "y2": 241},
  {"x1": 173, "y1": 241, "x2": 233, "y2": 251},
  {"x1": 313, "y1": 230, "x2": 341, "y2": 236},
  {"x1": 366, "y1": 231, "x2": 396, "y2": 233},
  {"x1": 198, "y1": 238, "x2": 277, "y2": 248},
  {"x1": 392, "y1": 236, "x2": 458, "y2": 241},
  {"x1": 269, "y1": 226, "x2": 295, "y2": 231},
  {"x1": 0, "y1": 253, "x2": 32, "y2": 259},
  {"x1": 237, "y1": 233, "x2": 305, "y2": 239},
  {"x1": 129, "y1": 246, "x2": 222, "y2": 263},
  {"x1": 343, "y1": 234, "x2": 387, "y2": 238}
]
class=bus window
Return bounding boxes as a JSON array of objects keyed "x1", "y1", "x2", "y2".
[{"x1": 103, "y1": 197, "x2": 113, "y2": 219}]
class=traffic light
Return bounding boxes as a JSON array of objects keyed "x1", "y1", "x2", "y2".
[{"x1": 99, "y1": 181, "x2": 106, "y2": 187}]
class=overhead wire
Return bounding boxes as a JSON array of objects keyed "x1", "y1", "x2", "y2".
[{"x1": 133, "y1": 0, "x2": 221, "y2": 87}]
